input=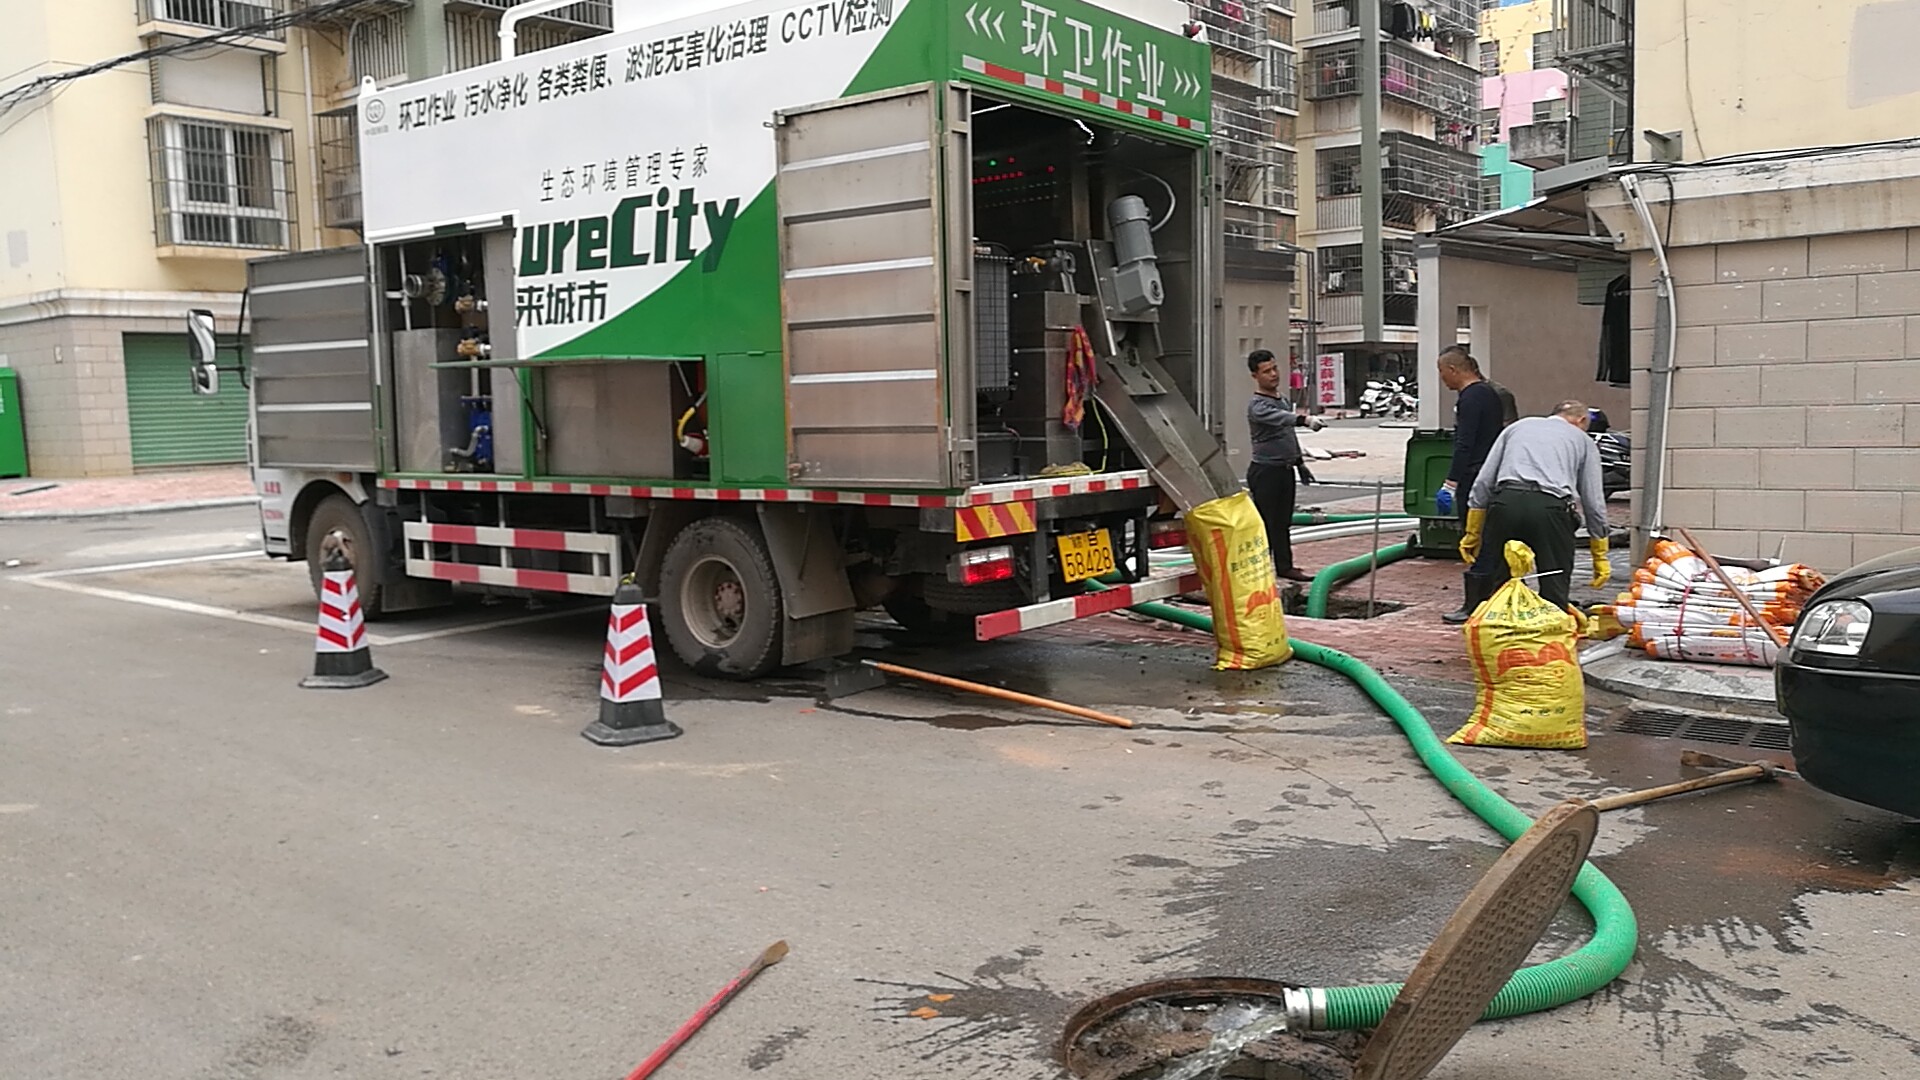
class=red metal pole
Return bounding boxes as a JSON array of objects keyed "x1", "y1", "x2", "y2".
[{"x1": 623, "y1": 941, "x2": 789, "y2": 1080}]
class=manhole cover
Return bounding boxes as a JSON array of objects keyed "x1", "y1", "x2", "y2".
[
  {"x1": 1615, "y1": 707, "x2": 1791, "y2": 752},
  {"x1": 1354, "y1": 800, "x2": 1598, "y2": 1080}
]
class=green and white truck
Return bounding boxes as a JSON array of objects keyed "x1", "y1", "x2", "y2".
[{"x1": 227, "y1": 0, "x2": 1243, "y2": 677}]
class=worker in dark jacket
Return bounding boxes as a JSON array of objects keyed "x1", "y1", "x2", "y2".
[
  {"x1": 1460, "y1": 401, "x2": 1612, "y2": 613},
  {"x1": 1435, "y1": 346, "x2": 1507, "y2": 623},
  {"x1": 1246, "y1": 349, "x2": 1326, "y2": 582}
]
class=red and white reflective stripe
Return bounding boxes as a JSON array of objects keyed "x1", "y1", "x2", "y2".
[
  {"x1": 404, "y1": 559, "x2": 615, "y2": 595},
  {"x1": 376, "y1": 469, "x2": 1150, "y2": 508},
  {"x1": 315, "y1": 570, "x2": 367, "y2": 653},
  {"x1": 407, "y1": 522, "x2": 612, "y2": 554},
  {"x1": 401, "y1": 521, "x2": 620, "y2": 596},
  {"x1": 959, "y1": 55, "x2": 1206, "y2": 133},
  {"x1": 601, "y1": 602, "x2": 662, "y2": 703},
  {"x1": 974, "y1": 572, "x2": 1203, "y2": 641}
]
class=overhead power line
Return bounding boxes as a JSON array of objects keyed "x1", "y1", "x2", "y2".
[{"x1": 0, "y1": 0, "x2": 377, "y2": 123}]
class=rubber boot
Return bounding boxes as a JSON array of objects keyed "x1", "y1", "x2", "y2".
[{"x1": 1442, "y1": 573, "x2": 1490, "y2": 625}]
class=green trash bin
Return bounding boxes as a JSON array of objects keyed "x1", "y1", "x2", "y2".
[
  {"x1": 1403, "y1": 429, "x2": 1462, "y2": 558},
  {"x1": 0, "y1": 368, "x2": 25, "y2": 479}
]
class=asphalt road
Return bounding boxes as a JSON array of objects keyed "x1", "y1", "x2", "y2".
[{"x1": 4, "y1": 508, "x2": 1917, "y2": 1080}]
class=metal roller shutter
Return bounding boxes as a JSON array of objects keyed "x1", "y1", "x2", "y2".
[{"x1": 122, "y1": 333, "x2": 249, "y2": 467}]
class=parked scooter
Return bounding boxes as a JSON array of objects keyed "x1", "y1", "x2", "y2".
[{"x1": 1359, "y1": 376, "x2": 1418, "y2": 419}]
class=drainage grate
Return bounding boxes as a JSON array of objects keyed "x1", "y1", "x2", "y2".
[{"x1": 1615, "y1": 707, "x2": 1792, "y2": 752}]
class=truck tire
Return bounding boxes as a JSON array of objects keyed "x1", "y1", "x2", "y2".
[
  {"x1": 305, "y1": 494, "x2": 384, "y2": 619},
  {"x1": 659, "y1": 517, "x2": 784, "y2": 679},
  {"x1": 920, "y1": 576, "x2": 1026, "y2": 615}
]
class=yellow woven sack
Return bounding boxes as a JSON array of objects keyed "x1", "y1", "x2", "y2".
[
  {"x1": 1186, "y1": 491, "x2": 1293, "y2": 670},
  {"x1": 1449, "y1": 540, "x2": 1587, "y2": 749}
]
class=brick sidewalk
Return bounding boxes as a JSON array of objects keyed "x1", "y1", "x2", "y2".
[{"x1": 0, "y1": 467, "x2": 255, "y2": 519}]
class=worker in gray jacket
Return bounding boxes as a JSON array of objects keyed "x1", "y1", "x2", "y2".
[
  {"x1": 1246, "y1": 349, "x2": 1326, "y2": 582},
  {"x1": 1460, "y1": 400, "x2": 1612, "y2": 611}
]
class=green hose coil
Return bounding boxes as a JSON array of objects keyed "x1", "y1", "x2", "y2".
[
  {"x1": 1103, "y1": 590, "x2": 1639, "y2": 1030},
  {"x1": 1304, "y1": 541, "x2": 1414, "y2": 619}
]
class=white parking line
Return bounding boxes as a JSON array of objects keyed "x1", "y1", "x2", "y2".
[
  {"x1": 23, "y1": 550, "x2": 260, "y2": 580},
  {"x1": 21, "y1": 577, "x2": 321, "y2": 636},
  {"x1": 12, "y1": 551, "x2": 595, "y2": 645}
]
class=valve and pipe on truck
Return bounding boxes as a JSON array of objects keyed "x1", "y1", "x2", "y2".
[{"x1": 223, "y1": 0, "x2": 1246, "y2": 678}]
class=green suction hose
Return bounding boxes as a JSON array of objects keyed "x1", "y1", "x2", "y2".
[
  {"x1": 1304, "y1": 541, "x2": 1414, "y2": 619},
  {"x1": 1095, "y1": 587, "x2": 1639, "y2": 1030}
]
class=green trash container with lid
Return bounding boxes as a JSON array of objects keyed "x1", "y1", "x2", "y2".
[{"x1": 0, "y1": 368, "x2": 25, "y2": 479}]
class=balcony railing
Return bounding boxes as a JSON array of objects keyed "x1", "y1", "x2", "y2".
[
  {"x1": 140, "y1": 0, "x2": 287, "y2": 38},
  {"x1": 1192, "y1": 0, "x2": 1262, "y2": 57},
  {"x1": 1320, "y1": 240, "x2": 1418, "y2": 296},
  {"x1": 445, "y1": 0, "x2": 613, "y2": 32},
  {"x1": 1305, "y1": 40, "x2": 1478, "y2": 125},
  {"x1": 293, "y1": 0, "x2": 412, "y2": 28},
  {"x1": 1311, "y1": 0, "x2": 1356, "y2": 36},
  {"x1": 446, "y1": 3, "x2": 611, "y2": 70},
  {"x1": 1553, "y1": 0, "x2": 1631, "y2": 95},
  {"x1": 1557, "y1": 0, "x2": 1631, "y2": 56},
  {"x1": 1425, "y1": 0, "x2": 1477, "y2": 37},
  {"x1": 348, "y1": 10, "x2": 409, "y2": 86}
]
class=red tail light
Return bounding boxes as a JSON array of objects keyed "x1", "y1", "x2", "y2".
[
  {"x1": 1149, "y1": 520, "x2": 1187, "y2": 550},
  {"x1": 954, "y1": 545, "x2": 1015, "y2": 585}
]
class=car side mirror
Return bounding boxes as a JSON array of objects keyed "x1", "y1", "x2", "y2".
[{"x1": 187, "y1": 308, "x2": 219, "y2": 396}]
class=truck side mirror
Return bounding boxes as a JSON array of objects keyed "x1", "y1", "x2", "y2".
[{"x1": 187, "y1": 308, "x2": 219, "y2": 396}]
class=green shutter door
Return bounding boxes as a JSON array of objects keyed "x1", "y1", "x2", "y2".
[{"x1": 123, "y1": 333, "x2": 249, "y2": 467}]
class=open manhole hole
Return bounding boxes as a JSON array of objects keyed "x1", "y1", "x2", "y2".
[
  {"x1": 1613, "y1": 707, "x2": 1792, "y2": 752},
  {"x1": 1283, "y1": 594, "x2": 1406, "y2": 620}
]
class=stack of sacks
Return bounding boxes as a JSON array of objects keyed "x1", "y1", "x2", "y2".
[{"x1": 1589, "y1": 539, "x2": 1826, "y2": 667}]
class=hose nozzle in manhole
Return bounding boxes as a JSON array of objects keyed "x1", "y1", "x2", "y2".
[{"x1": 1061, "y1": 800, "x2": 1601, "y2": 1080}]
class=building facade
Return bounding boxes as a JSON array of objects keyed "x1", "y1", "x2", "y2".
[
  {"x1": 1296, "y1": 0, "x2": 1481, "y2": 407},
  {"x1": 1472, "y1": 0, "x2": 1558, "y2": 209},
  {"x1": 0, "y1": 0, "x2": 612, "y2": 477}
]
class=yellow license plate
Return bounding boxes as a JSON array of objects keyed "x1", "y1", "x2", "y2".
[{"x1": 1056, "y1": 529, "x2": 1117, "y2": 583}]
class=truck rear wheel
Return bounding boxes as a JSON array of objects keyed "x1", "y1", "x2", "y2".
[
  {"x1": 305, "y1": 494, "x2": 384, "y2": 619},
  {"x1": 658, "y1": 518, "x2": 784, "y2": 679}
]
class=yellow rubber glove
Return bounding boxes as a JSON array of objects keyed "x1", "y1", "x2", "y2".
[
  {"x1": 1459, "y1": 508, "x2": 1486, "y2": 565},
  {"x1": 1588, "y1": 537, "x2": 1612, "y2": 588}
]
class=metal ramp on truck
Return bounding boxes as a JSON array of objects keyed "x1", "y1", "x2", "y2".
[{"x1": 1092, "y1": 348, "x2": 1241, "y2": 513}]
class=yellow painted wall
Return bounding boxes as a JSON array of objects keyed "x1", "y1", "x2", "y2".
[
  {"x1": 0, "y1": 3, "x2": 68, "y2": 298},
  {"x1": 2, "y1": 0, "x2": 352, "y2": 303},
  {"x1": 1637, "y1": 0, "x2": 1920, "y2": 161},
  {"x1": 1479, "y1": 0, "x2": 1553, "y2": 75}
]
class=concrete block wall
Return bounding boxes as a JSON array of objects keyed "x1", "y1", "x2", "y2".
[
  {"x1": 1630, "y1": 230, "x2": 1920, "y2": 572},
  {"x1": 0, "y1": 315, "x2": 143, "y2": 477}
]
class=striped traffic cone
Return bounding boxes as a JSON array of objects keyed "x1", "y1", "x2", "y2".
[
  {"x1": 300, "y1": 548, "x2": 388, "y2": 689},
  {"x1": 581, "y1": 580, "x2": 682, "y2": 746}
]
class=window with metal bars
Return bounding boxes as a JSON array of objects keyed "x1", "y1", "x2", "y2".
[
  {"x1": 140, "y1": 0, "x2": 285, "y2": 37},
  {"x1": 1532, "y1": 96, "x2": 1568, "y2": 123},
  {"x1": 1478, "y1": 40, "x2": 1499, "y2": 76},
  {"x1": 149, "y1": 117, "x2": 292, "y2": 249},
  {"x1": 1531, "y1": 30, "x2": 1556, "y2": 69}
]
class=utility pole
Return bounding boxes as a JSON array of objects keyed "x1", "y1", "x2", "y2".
[{"x1": 1359, "y1": 0, "x2": 1383, "y2": 343}]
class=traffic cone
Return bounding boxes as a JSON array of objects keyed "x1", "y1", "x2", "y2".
[
  {"x1": 582, "y1": 580, "x2": 682, "y2": 746},
  {"x1": 300, "y1": 548, "x2": 388, "y2": 689}
]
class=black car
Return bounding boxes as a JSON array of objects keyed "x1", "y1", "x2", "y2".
[{"x1": 1776, "y1": 545, "x2": 1920, "y2": 818}]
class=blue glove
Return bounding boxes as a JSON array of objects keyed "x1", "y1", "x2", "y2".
[{"x1": 1434, "y1": 484, "x2": 1454, "y2": 515}]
